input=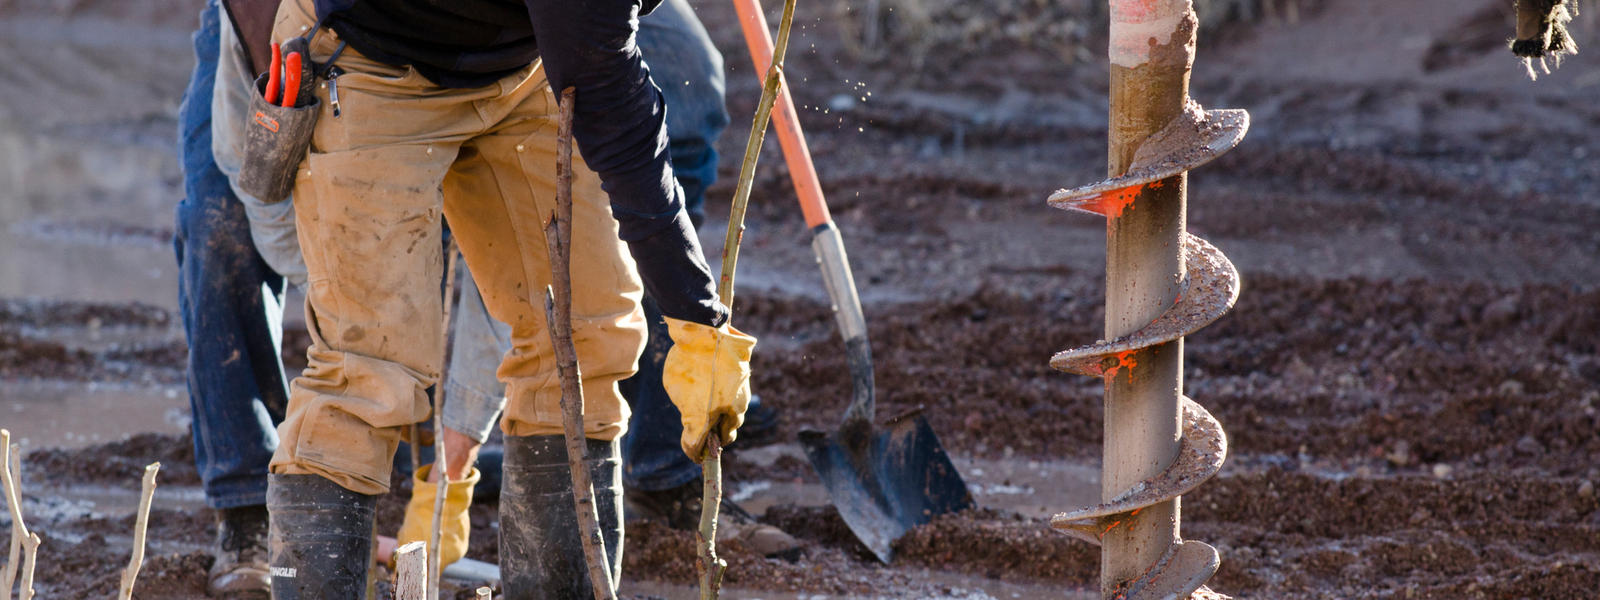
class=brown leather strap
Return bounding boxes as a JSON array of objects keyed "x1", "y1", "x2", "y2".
[{"x1": 221, "y1": 0, "x2": 282, "y2": 77}]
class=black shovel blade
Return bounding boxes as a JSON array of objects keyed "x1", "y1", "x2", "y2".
[{"x1": 798, "y1": 413, "x2": 974, "y2": 563}]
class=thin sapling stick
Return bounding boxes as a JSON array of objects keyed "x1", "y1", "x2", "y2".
[
  {"x1": 543, "y1": 85, "x2": 618, "y2": 600},
  {"x1": 428, "y1": 240, "x2": 461, "y2": 600},
  {"x1": 697, "y1": 0, "x2": 800, "y2": 596}
]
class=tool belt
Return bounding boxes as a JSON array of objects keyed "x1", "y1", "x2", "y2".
[{"x1": 232, "y1": 6, "x2": 344, "y2": 204}]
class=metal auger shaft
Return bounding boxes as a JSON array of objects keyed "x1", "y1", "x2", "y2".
[
  {"x1": 1102, "y1": 2, "x2": 1193, "y2": 594},
  {"x1": 1046, "y1": 1, "x2": 1247, "y2": 598}
]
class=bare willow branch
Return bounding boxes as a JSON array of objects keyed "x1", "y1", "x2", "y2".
[
  {"x1": 543, "y1": 85, "x2": 617, "y2": 600},
  {"x1": 429, "y1": 240, "x2": 461, "y2": 600},
  {"x1": 698, "y1": 0, "x2": 801, "y2": 597}
]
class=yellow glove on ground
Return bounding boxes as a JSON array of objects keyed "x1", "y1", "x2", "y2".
[
  {"x1": 395, "y1": 464, "x2": 480, "y2": 569},
  {"x1": 663, "y1": 317, "x2": 756, "y2": 461}
]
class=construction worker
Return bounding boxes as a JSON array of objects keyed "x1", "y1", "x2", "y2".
[
  {"x1": 252, "y1": 0, "x2": 756, "y2": 596},
  {"x1": 177, "y1": 0, "x2": 783, "y2": 595}
]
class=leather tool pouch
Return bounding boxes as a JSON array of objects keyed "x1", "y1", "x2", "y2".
[{"x1": 237, "y1": 36, "x2": 321, "y2": 204}]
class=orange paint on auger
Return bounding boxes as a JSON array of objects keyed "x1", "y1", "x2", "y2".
[
  {"x1": 1101, "y1": 349, "x2": 1140, "y2": 380},
  {"x1": 1083, "y1": 181, "x2": 1163, "y2": 218}
]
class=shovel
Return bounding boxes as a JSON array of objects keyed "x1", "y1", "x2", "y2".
[{"x1": 728, "y1": 0, "x2": 973, "y2": 564}]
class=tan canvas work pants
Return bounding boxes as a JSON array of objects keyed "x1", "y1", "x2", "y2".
[{"x1": 268, "y1": 0, "x2": 648, "y2": 495}]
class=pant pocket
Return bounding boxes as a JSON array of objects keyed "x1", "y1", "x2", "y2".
[{"x1": 294, "y1": 404, "x2": 395, "y2": 492}]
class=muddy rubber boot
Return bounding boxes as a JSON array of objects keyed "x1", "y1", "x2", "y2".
[
  {"x1": 266, "y1": 473, "x2": 377, "y2": 600},
  {"x1": 499, "y1": 435, "x2": 622, "y2": 600}
]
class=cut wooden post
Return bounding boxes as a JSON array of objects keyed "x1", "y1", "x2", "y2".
[
  {"x1": 542, "y1": 85, "x2": 618, "y2": 600},
  {"x1": 475, "y1": 586, "x2": 492, "y2": 600},
  {"x1": 394, "y1": 540, "x2": 428, "y2": 600},
  {"x1": 118, "y1": 462, "x2": 160, "y2": 600},
  {"x1": 429, "y1": 241, "x2": 461, "y2": 600}
]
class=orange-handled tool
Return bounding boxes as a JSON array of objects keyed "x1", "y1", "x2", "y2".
[
  {"x1": 730, "y1": 0, "x2": 829, "y2": 228},
  {"x1": 281, "y1": 52, "x2": 303, "y2": 108},
  {"x1": 730, "y1": 0, "x2": 873, "y2": 423},
  {"x1": 731, "y1": 0, "x2": 973, "y2": 564},
  {"x1": 265, "y1": 42, "x2": 283, "y2": 105}
]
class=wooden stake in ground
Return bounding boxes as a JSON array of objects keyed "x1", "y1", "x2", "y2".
[
  {"x1": 118, "y1": 462, "x2": 159, "y2": 600},
  {"x1": 696, "y1": 0, "x2": 800, "y2": 596},
  {"x1": 2, "y1": 431, "x2": 34, "y2": 600},
  {"x1": 428, "y1": 240, "x2": 462, "y2": 600},
  {"x1": 394, "y1": 541, "x2": 428, "y2": 600},
  {"x1": 542, "y1": 85, "x2": 618, "y2": 600}
]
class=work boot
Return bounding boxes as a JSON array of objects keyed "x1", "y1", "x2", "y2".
[
  {"x1": 207, "y1": 504, "x2": 270, "y2": 599},
  {"x1": 499, "y1": 435, "x2": 623, "y2": 600},
  {"x1": 625, "y1": 478, "x2": 801, "y2": 558},
  {"x1": 266, "y1": 474, "x2": 377, "y2": 600}
]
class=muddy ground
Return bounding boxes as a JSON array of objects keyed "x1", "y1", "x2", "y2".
[{"x1": 3, "y1": 0, "x2": 1600, "y2": 598}]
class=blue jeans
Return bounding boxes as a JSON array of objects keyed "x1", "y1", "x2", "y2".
[
  {"x1": 175, "y1": 0, "x2": 288, "y2": 510},
  {"x1": 642, "y1": 0, "x2": 729, "y2": 229}
]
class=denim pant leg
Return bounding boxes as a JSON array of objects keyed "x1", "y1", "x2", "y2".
[
  {"x1": 639, "y1": 0, "x2": 729, "y2": 226},
  {"x1": 175, "y1": 0, "x2": 289, "y2": 510},
  {"x1": 620, "y1": 0, "x2": 729, "y2": 492}
]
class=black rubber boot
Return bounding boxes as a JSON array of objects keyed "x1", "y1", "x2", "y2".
[
  {"x1": 266, "y1": 474, "x2": 377, "y2": 600},
  {"x1": 500, "y1": 435, "x2": 623, "y2": 600}
]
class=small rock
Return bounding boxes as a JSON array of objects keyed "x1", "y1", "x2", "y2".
[
  {"x1": 1514, "y1": 435, "x2": 1543, "y2": 455},
  {"x1": 1497, "y1": 380, "x2": 1526, "y2": 397},
  {"x1": 1432, "y1": 463, "x2": 1453, "y2": 479},
  {"x1": 1481, "y1": 295, "x2": 1520, "y2": 325},
  {"x1": 1579, "y1": 480, "x2": 1595, "y2": 499},
  {"x1": 1385, "y1": 440, "x2": 1412, "y2": 467}
]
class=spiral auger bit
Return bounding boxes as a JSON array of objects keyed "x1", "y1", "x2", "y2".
[{"x1": 1044, "y1": 2, "x2": 1246, "y2": 598}]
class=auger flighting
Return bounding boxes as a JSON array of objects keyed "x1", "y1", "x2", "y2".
[{"x1": 1046, "y1": 1, "x2": 1247, "y2": 599}]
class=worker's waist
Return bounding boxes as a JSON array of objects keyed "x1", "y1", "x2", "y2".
[{"x1": 320, "y1": 0, "x2": 538, "y2": 89}]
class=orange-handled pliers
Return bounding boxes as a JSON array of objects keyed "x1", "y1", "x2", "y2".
[
  {"x1": 281, "y1": 52, "x2": 303, "y2": 108},
  {"x1": 264, "y1": 42, "x2": 283, "y2": 105}
]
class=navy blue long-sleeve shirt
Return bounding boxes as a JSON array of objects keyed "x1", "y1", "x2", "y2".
[{"x1": 314, "y1": 0, "x2": 728, "y2": 327}]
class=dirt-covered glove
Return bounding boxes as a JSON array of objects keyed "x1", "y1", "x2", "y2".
[
  {"x1": 663, "y1": 317, "x2": 757, "y2": 461},
  {"x1": 394, "y1": 464, "x2": 480, "y2": 569}
]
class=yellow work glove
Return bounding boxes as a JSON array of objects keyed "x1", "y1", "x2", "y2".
[
  {"x1": 662, "y1": 317, "x2": 757, "y2": 461},
  {"x1": 395, "y1": 464, "x2": 480, "y2": 569}
]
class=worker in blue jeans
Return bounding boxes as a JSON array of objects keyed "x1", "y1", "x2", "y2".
[{"x1": 177, "y1": 0, "x2": 780, "y2": 595}]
